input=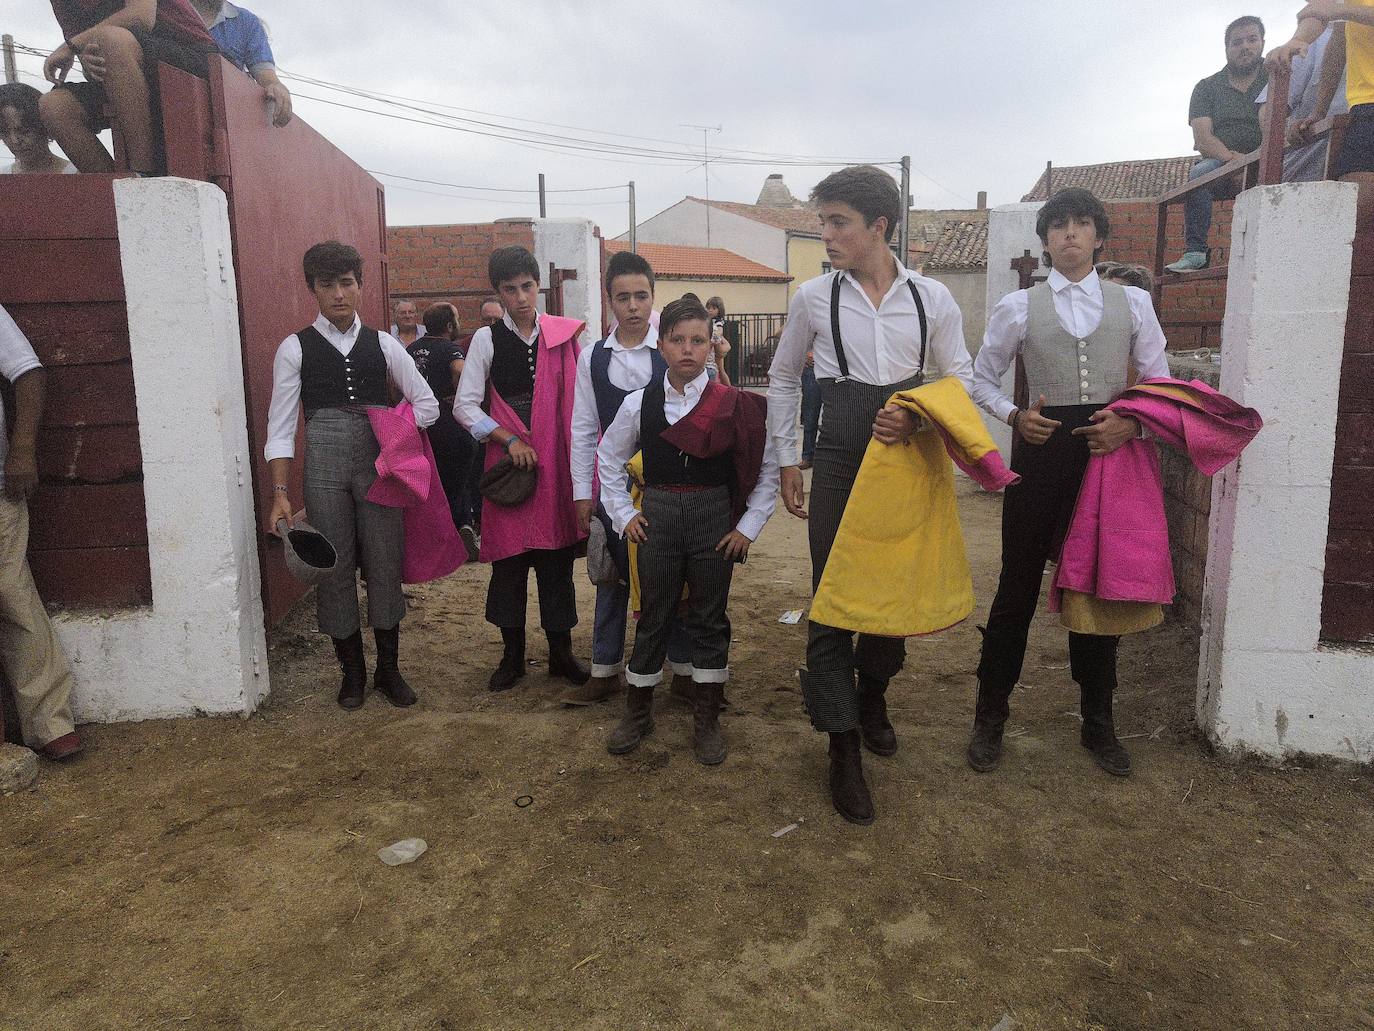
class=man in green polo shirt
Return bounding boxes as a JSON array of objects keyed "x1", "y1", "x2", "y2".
[{"x1": 1167, "y1": 15, "x2": 1269, "y2": 272}]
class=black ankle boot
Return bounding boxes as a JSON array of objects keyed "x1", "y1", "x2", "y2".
[
  {"x1": 692, "y1": 683, "x2": 727, "y2": 766},
  {"x1": 607, "y1": 685, "x2": 655, "y2": 754},
  {"x1": 373, "y1": 626, "x2": 417, "y2": 707},
  {"x1": 828, "y1": 729, "x2": 875, "y2": 825},
  {"x1": 546, "y1": 630, "x2": 590, "y2": 685},
  {"x1": 489, "y1": 627, "x2": 526, "y2": 692},
  {"x1": 1080, "y1": 681, "x2": 1132, "y2": 777},
  {"x1": 332, "y1": 631, "x2": 367, "y2": 710},
  {"x1": 966, "y1": 679, "x2": 1012, "y2": 772},
  {"x1": 857, "y1": 674, "x2": 897, "y2": 756}
]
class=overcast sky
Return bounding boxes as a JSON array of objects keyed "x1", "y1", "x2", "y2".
[{"x1": 5, "y1": 1, "x2": 1308, "y2": 236}]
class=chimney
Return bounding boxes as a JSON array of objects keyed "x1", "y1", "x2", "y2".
[
  {"x1": 756, "y1": 173, "x2": 800, "y2": 208},
  {"x1": 977, "y1": 191, "x2": 987, "y2": 211}
]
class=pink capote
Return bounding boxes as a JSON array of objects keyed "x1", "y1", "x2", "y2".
[
  {"x1": 366, "y1": 403, "x2": 466, "y2": 584},
  {"x1": 1050, "y1": 377, "x2": 1262, "y2": 610},
  {"x1": 478, "y1": 314, "x2": 587, "y2": 564}
]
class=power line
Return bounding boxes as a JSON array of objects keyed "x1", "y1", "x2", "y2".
[{"x1": 367, "y1": 170, "x2": 624, "y2": 194}]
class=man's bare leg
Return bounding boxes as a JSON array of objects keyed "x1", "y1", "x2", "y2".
[
  {"x1": 84, "y1": 26, "x2": 155, "y2": 173},
  {"x1": 38, "y1": 89, "x2": 113, "y2": 172}
]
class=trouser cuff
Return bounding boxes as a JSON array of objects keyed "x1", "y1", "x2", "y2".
[
  {"x1": 799, "y1": 667, "x2": 859, "y2": 732},
  {"x1": 591, "y1": 661, "x2": 625, "y2": 678},
  {"x1": 670, "y1": 661, "x2": 694, "y2": 677},
  {"x1": 625, "y1": 668, "x2": 664, "y2": 688},
  {"x1": 692, "y1": 666, "x2": 729, "y2": 684}
]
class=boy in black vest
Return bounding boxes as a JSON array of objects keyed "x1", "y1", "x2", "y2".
[
  {"x1": 266, "y1": 241, "x2": 440, "y2": 709},
  {"x1": 565, "y1": 251, "x2": 695, "y2": 706},
  {"x1": 969, "y1": 189, "x2": 1170, "y2": 776},
  {"x1": 597, "y1": 298, "x2": 779, "y2": 764}
]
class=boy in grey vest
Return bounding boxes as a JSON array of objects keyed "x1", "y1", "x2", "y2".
[{"x1": 968, "y1": 189, "x2": 1170, "y2": 777}]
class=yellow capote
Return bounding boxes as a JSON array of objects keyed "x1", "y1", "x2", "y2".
[
  {"x1": 624, "y1": 451, "x2": 692, "y2": 615},
  {"x1": 809, "y1": 376, "x2": 1007, "y2": 638}
]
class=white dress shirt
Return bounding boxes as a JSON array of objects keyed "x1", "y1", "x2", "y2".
[
  {"x1": 597, "y1": 370, "x2": 781, "y2": 542},
  {"x1": 971, "y1": 268, "x2": 1171, "y2": 424},
  {"x1": 263, "y1": 313, "x2": 439, "y2": 462},
  {"x1": 571, "y1": 326, "x2": 661, "y2": 502},
  {"x1": 454, "y1": 312, "x2": 540, "y2": 441},
  {"x1": 766, "y1": 256, "x2": 975, "y2": 467},
  {"x1": 0, "y1": 303, "x2": 43, "y2": 494}
]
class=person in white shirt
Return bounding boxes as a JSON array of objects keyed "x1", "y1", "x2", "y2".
[
  {"x1": 0, "y1": 302, "x2": 82, "y2": 761},
  {"x1": 562, "y1": 250, "x2": 695, "y2": 707},
  {"x1": 265, "y1": 241, "x2": 438, "y2": 711},
  {"x1": 766, "y1": 164, "x2": 974, "y2": 826},
  {"x1": 967, "y1": 188, "x2": 1170, "y2": 779},
  {"x1": 598, "y1": 298, "x2": 779, "y2": 765},
  {"x1": 390, "y1": 299, "x2": 425, "y2": 347}
]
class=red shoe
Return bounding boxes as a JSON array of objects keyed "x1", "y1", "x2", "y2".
[{"x1": 39, "y1": 732, "x2": 83, "y2": 762}]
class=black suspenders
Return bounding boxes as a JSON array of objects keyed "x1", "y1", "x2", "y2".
[{"x1": 828, "y1": 271, "x2": 928, "y2": 382}]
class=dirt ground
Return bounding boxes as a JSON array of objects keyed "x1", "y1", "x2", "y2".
[{"x1": 4, "y1": 475, "x2": 1374, "y2": 1031}]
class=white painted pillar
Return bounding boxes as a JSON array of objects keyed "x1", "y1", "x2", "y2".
[
  {"x1": 982, "y1": 203, "x2": 1044, "y2": 455},
  {"x1": 1198, "y1": 181, "x2": 1370, "y2": 761},
  {"x1": 533, "y1": 218, "x2": 602, "y2": 342},
  {"x1": 54, "y1": 178, "x2": 268, "y2": 722}
]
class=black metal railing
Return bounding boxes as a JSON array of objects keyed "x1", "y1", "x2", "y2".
[{"x1": 722, "y1": 313, "x2": 788, "y2": 387}]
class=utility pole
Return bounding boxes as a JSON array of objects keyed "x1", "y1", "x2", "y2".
[
  {"x1": 2, "y1": 36, "x2": 17, "y2": 85},
  {"x1": 681, "y1": 123, "x2": 721, "y2": 246},
  {"x1": 898, "y1": 155, "x2": 912, "y2": 269},
  {"x1": 538, "y1": 172, "x2": 547, "y2": 218},
  {"x1": 628, "y1": 181, "x2": 637, "y2": 253},
  {"x1": 1044, "y1": 160, "x2": 1054, "y2": 200}
]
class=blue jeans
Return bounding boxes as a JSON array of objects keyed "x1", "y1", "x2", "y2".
[
  {"x1": 591, "y1": 507, "x2": 692, "y2": 677},
  {"x1": 801, "y1": 364, "x2": 822, "y2": 462},
  {"x1": 1183, "y1": 157, "x2": 1226, "y2": 255}
]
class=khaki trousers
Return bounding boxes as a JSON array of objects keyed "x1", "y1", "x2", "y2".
[{"x1": 0, "y1": 495, "x2": 76, "y2": 747}]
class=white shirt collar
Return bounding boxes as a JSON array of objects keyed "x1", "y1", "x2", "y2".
[
  {"x1": 665, "y1": 369, "x2": 708, "y2": 399},
  {"x1": 208, "y1": 1, "x2": 238, "y2": 27},
  {"x1": 313, "y1": 312, "x2": 361, "y2": 339},
  {"x1": 503, "y1": 310, "x2": 540, "y2": 345},
  {"x1": 1048, "y1": 267, "x2": 1102, "y2": 296},
  {"x1": 608, "y1": 324, "x2": 659, "y2": 353},
  {"x1": 839, "y1": 252, "x2": 918, "y2": 303}
]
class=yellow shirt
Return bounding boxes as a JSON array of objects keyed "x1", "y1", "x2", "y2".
[{"x1": 1348, "y1": 0, "x2": 1374, "y2": 107}]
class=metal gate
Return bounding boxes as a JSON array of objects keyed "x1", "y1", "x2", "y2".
[{"x1": 723, "y1": 313, "x2": 787, "y2": 387}]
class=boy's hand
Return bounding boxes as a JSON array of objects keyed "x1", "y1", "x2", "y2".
[
  {"x1": 624, "y1": 513, "x2": 648, "y2": 544},
  {"x1": 780, "y1": 466, "x2": 807, "y2": 519},
  {"x1": 1072, "y1": 410, "x2": 1141, "y2": 456},
  {"x1": 1016, "y1": 395, "x2": 1062, "y2": 445},
  {"x1": 508, "y1": 438, "x2": 538, "y2": 470},
  {"x1": 269, "y1": 492, "x2": 295, "y2": 535},
  {"x1": 575, "y1": 499, "x2": 595, "y2": 535},
  {"x1": 44, "y1": 44, "x2": 75, "y2": 84},
  {"x1": 716, "y1": 529, "x2": 751, "y2": 562},
  {"x1": 3, "y1": 447, "x2": 38, "y2": 500},
  {"x1": 78, "y1": 39, "x2": 107, "y2": 83},
  {"x1": 872, "y1": 404, "x2": 922, "y2": 445}
]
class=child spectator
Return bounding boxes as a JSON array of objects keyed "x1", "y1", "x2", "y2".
[{"x1": 0, "y1": 83, "x2": 77, "y2": 174}]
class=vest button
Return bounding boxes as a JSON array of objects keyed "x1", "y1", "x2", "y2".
[
  {"x1": 1081, "y1": 380, "x2": 1089, "y2": 389},
  {"x1": 1081, "y1": 394, "x2": 1089, "y2": 401},
  {"x1": 1079, "y1": 355, "x2": 1088, "y2": 363},
  {"x1": 1078, "y1": 341, "x2": 1086, "y2": 349}
]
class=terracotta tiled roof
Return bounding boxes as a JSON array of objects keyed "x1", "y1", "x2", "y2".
[
  {"x1": 604, "y1": 239, "x2": 791, "y2": 282},
  {"x1": 688, "y1": 197, "x2": 821, "y2": 236},
  {"x1": 1021, "y1": 157, "x2": 1197, "y2": 201},
  {"x1": 924, "y1": 219, "x2": 989, "y2": 272}
]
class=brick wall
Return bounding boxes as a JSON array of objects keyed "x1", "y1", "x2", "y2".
[
  {"x1": 386, "y1": 220, "x2": 535, "y2": 332},
  {"x1": 1161, "y1": 354, "x2": 1221, "y2": 624},
  {"x1": 1102, "y1": 199, "x2": 1232, "y2": 353}
]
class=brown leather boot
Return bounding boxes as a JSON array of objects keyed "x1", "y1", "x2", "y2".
[
  {"x1": 606, "y1": 686, "x2": 655, "y2": 755},
  {"x1": 561, "y1": 674, "x2": 620, "y2": 707},
  {"x1": 692, "y1": 683, "x2": 727, "y2": 765}
]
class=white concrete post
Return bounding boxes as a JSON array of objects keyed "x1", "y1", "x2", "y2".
[
  {"x1": 1198, "y1": 181, "x2": 1370, "y2": 761},
  {"x1": 533, "y1": 218, "x2": 602, "y2": 342},
  {"x1": 982, "y1": 203, "x2": 1044, "y2": 455},
  {"x1": 53, "y1": 178, "x2": 269, "y2": 722}
]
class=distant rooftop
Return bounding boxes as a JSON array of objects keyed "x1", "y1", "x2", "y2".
[
  {"x1": 1021, "y1": 157, "x2": 1197, "y2": 202},
  {"x1": 603, "y1": 239, "x2": 791, "y2": 282},
  {"x1": 924, "y1": 220, "x2": 989, "y2": 272}
]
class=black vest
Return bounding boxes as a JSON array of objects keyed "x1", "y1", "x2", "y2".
[
  {"x1": 299, "y1": 324, "x2": 388, "y2": 415},
  {"x1": 640, "y1": 378, "x2": 733, "y2": 488},
  {"x1": 589, "y1": 336, "x2": 667, "y2": 432},
  {"x1": 488, "y1": 320, "x2": 539, "y2": 425}
]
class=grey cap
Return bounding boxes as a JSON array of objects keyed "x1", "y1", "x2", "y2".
[{"x1": 276, "y1": 519, "x2": 338, "y2": 585}]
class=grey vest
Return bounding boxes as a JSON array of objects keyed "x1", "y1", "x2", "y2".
[{"x1": 1024, "y1": 281, "x2": 1132, "y2": 406}]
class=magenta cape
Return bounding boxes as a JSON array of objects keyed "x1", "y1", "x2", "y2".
[
  {"x1": 365, "y1": 403, "x2": 467, "y2": 584},
  {"x1": 1050, "y1": 377, "x2": 1262, "y2": 610},
  {"x1": 478, "y1": 314, "x2": 587, "y2": 564}
]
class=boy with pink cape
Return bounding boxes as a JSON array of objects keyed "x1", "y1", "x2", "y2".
[{"x1": 454, "y1": 246, "x2": 591, "y2": 691}]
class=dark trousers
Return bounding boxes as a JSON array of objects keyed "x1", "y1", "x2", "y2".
[
  {"x1": 486, "y1": 545, "x2": 578, "y2": 631},
  {"x1": 977, "y1": 406, "x2": 1119, "y2": 721},
  {"x1": 800, "y1": 364, "x2": 822, "y2": 462},
  {"x1": 627, "y1": 487, "x2": 735, "y2": 686},
  {"x1": 428, "y1": 410, "x2": 475, "y2": 529}
]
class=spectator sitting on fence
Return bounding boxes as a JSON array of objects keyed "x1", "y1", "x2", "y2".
[
  {"x1": 1257, "y1": 22, "x2": 1348, "y2": 182},
  {"x1": 40, "y1": 0, "x2": 220, "y2": 175},
  {"x1": 190, "y1": 0, "x2": 292, "y2": 126},
  {"x1": 1269, "y1": 0, "x2": 1374, "y2": 221},
  {"x1": 391, "y1": 299, "x2": 424, "y2": 346},
  {"x1": 1166, "y1": 16, "x2": 1269, "y2": 273},
  {"x1": 0, "y1": 83, "x2": 77, "y2": 174}
]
